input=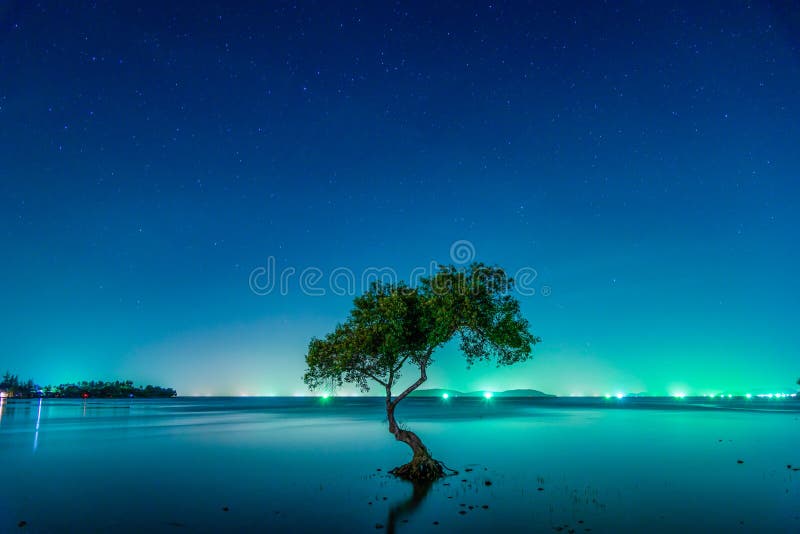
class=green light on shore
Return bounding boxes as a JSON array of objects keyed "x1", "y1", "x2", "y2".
[
  {"x1": 322, "y1": 393, "x2": 330, "y2": 399},
  {"x1": 442, "y1": 393, "x2": 449, "y2": 399},
  {"x1": 483, "y1": 391, "x2": 493, "y2": 399}
]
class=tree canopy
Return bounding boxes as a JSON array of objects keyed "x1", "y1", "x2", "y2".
[{"x1": 304, "y1": 263, "x2": 540, "y2": 395}]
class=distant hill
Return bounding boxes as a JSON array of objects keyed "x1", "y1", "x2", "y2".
[
  {"x1": 484, "y1": 389, "x2": 556, "y2": 398},
  {"x1": 408, "y1": 388, "x2": 462, "y2": 397},
  {"x1": 410, "y1": 388, "x2": 555, "y2": 398}
]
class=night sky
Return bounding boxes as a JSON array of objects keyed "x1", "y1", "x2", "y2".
[{"x1": 1, "y1": 1, "x2": 798, "y2": 396}]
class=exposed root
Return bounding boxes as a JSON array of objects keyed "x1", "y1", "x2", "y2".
[
  {"x1": 389, "y1": 455, "x2": 447, "y2": 482},
  {"x1": 439, "y1": 461, "x2": 460, "y2": 476}
]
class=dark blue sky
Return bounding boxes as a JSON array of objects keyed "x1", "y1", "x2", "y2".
[{"x1": 1, "y1": 1, "x2": 798, "y2": 395}]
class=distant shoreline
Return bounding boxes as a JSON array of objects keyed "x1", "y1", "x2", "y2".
[
  {"x1": 0, "y1": 374, "x2": 177, "y2": 399},
  {"x1": 410, "y1": 388, "x2": 555, "y2": 398}
]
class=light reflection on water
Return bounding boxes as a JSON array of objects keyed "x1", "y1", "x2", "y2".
[
  {"x1": 0, "y1": 397, "x2": 798, "y2": 532},
  {"x1": 33, "y1": 397, "x2": 42, "y2": 452}
]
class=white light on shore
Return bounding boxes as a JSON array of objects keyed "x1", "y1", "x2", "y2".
[
  {"x1": 442, "y1": 393, "x2": 449, "y2": 399},
  {"x1": 745, "y1": 393, "x2": 752, "y2": 398},
  {"x1": 483, "y1": 391, "x2": 493, "y2": 399},
  {"x1": 615, "y1": 393, "x2": 624, "y2": 399},
  {"x1": 674, "y1": 392, "x2": 686, "y2": 399}
]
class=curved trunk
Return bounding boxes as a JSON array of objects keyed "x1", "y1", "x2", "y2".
[
  {"x1": 386, "y1": 400, "x2": 430, "y2": 460},
  {"x1": 384, "y1": 364, "x2": 446, "y2": 481}
]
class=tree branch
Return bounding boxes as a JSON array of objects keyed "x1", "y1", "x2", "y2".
[
  {"x1": 390, "y1": 348, "x2": 434, "y2": 408},
  {"x1": 392, "y1": 353, "x2": 410, "y2": 374},
  {"x1": 364, "y1": 371, "x2": 388, "y2": 388},
  {"x1": 390, "y1": 366, "x2": 426, "y2": 408}
]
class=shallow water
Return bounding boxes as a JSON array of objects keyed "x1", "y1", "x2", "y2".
[{"x1": 1, "y1": 396, "x2": 798, "y2": 532}]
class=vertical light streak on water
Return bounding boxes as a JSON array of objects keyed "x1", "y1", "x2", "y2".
[
  {"x1": 33, "y1": 397, "x2": 42, "y2": 452},
  {"x1": 0, "y1": 396, "x2": 5, "y2": 426}
]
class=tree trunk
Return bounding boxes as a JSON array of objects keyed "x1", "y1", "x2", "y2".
[{"x1": 384, "y1": 365, "x2": 446, "y2": 482}]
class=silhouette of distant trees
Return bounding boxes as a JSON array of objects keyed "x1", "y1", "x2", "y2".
[
  {"x1": 0, "y1": 372, "x2": 176, "y2": 398},
  {"x1": 0, "y1": 372, "x2": 24, "y2": 396}
]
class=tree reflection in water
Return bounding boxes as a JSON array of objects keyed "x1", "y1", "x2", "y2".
[{"x1": 386, "y1": 479, "x2": 433, "y2": 533}]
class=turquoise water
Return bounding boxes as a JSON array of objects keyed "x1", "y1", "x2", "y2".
[{"x1": 1, "y1": 397, "x2": 798, "y2": 532}]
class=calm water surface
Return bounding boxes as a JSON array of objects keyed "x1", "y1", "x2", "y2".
[{"x1": 1, "y1": 396, "x2": 798, "y2": 532}]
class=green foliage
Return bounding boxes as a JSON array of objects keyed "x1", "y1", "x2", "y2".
[{"x1": 304, "y1": 263, "x2": 540, "y2": 394}]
